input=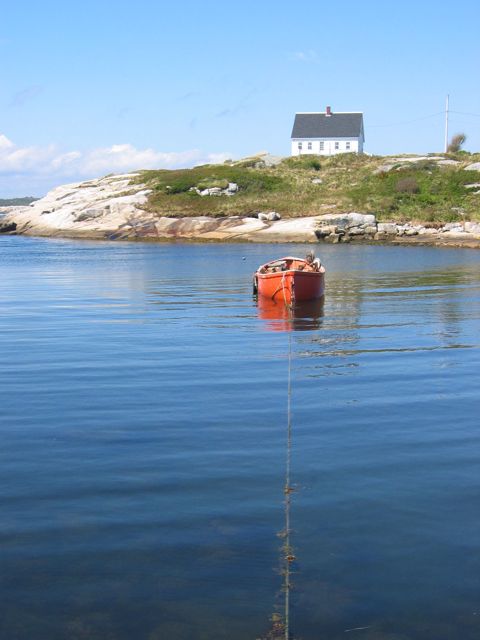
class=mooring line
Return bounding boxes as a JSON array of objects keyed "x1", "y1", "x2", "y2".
[
  {"x1": 260, "y1": 320, "x2": 295, "y2": 640},
  {"x1": 284, "y1": 328, "x2": 293, "y2": 640}
]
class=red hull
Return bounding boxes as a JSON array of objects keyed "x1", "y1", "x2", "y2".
[
  {"x1": 254, "y1": 257, "x2": 325, "y2": 304},
  {"x1": 257, "y1": 296, "x2": 325, "y2": 331}
]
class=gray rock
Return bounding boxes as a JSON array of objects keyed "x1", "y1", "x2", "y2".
[
  {"x1": 442, "y1": 222, "x2": 463, "y2": 231},
  {"x1": 347, "y1": 227, "x2": 366, "y2": 235},
  {"x1": 257, "y1": 211, "x2": 281, "y2": 221},
  {"x1": 311, "y1": 178, "x2": 323, "y2": 184},
  {"x1": 377, "y1": 222, "x2": 397, "y2": 235},
  {"x1": 465, "y1": 163, "x2": 480, "y2": 171},
  {"x1": 373, "y1": 164, "x2": 395, "y2": 174},
  {"x1": 465, "y1": 222, "x2": 480, "y2": 234},
  {"x1": 265, "y1": 211, "x2": 281, "y2": 221},
  {"x1": 345, "y1": 212, "x2": 376, "y2": 228},
  {"x1": 465, "y1": 183, "x2": 480, "y2": 189},
  {"x1": 315, "y1": 224, "x2": 337, "y2": 238},
  {"x1": 75, "y1": 208, "x2": 106, "y2": 222},
  {"x1": 257, "y1": 153, "x2": 283, "y2": 167},
  {"x1": 0, "y1": 221, "x2": 17, "y2": 233},
  {"x1": 326, "y1": 232, "x2": 342, "y2": 244}
]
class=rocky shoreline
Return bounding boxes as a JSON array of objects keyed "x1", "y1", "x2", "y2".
[{"x1": 2, "y1": 172, "x2": 480, "y2": 248}]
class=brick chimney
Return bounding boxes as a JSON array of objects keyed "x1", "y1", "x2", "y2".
[{"x1": 326, "y1": 106, "x2": 332, "y2": 116}]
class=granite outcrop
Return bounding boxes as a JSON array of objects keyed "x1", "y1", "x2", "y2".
[{"x1": 2, "y1": 172, "x2": 480, "y2": 247}]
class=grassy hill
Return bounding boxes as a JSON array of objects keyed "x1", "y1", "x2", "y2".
[{"x1": 134, "y1": 152, "x2": 480, "y2": 225}]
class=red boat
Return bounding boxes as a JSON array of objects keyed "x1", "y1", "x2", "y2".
[{"x1": 253, "y1": 254, "x2": 325, "y2": 305}]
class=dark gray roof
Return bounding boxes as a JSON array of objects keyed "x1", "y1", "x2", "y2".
[{"x1": 291, "y1": 112, "x2": 364, "y2": 139}]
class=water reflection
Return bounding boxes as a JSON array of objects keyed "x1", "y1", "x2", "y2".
[
  {"x1": 2, "y1": 238, "x2": 480, "y2": 640},
  {"x1": 256, "y1": 297, "x2": 325, "y2": 331}
]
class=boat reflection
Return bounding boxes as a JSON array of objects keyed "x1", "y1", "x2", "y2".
[{"x1": 257, "y1": 296, "x2": 324, "y2": 331}]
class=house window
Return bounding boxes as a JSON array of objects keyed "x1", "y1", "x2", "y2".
[
  {"x1": 298, "y1": 142, "x2": 303, "y2": 152},
  {"x1": 346, "y1": 141, "x2": 351, "y2": 150},
  {"x1": 335, "y1": 142, "x2": 339, "y2": 150},
  {"x1": 307, "y1": 142, "x2": 312, "y2": 150},
  {"x1": 319, "y1": 141, "x2": 324, "y2": 151}
]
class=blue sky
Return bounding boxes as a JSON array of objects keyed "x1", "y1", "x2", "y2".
[{"x1": 1, "y1": 0, "x2": 479, "y2": 196}]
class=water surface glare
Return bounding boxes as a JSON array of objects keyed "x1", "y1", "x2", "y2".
[{"x1": 1, "y1": 236, "x2": 480, "y2": 640}]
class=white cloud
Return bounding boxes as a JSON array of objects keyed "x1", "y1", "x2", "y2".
[
  {"x1": 0, "y1": 134, "x2": 232, "y2": 195},
  {"x1": 0, "y1": 134, "x2": 14, "y2": 150},
  {"x1": 80, "y1": 144, "x2": 204, "y2": 175},
  {"x1": 290, "y1": 50, "x2": 320, "y2": 63}
]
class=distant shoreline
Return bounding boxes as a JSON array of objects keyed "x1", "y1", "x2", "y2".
[{"x1": 2, "y1": 151, "x2": 480, "y2": 249}]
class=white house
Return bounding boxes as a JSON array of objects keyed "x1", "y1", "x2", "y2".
[{"x1": 291, "y1": 106, "x2": 364, "y2": 156}]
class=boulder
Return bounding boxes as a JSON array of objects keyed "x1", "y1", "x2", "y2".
[
  {"x1": 75, "y1": 208, "x2": 107, "y2": 222},
  {"x1": 257, "y1": 211, "x2": 281, "y2": 221},
  {"x1": 0, "y1": 221, "x2": 17, "y2": 233},
  {"x1": 266, "y1": 211, "x2": 281, "y2": 221},
  {"x1": 465, "y1": 222, "x2": 480, "y2": 234},
  {"x1": 347, "y1": 227, "x2": 366, "y2": 235},
  {"x1": 377, "y1": 222, "x2": 397, "y2": 235},
  {"x1": 442, "y1": 222, "x2": 463, "y2": 232},
  {"x1": 373, "y1": 164, "x2": 395, "y2": 174},
  {"x1": 345, "y1": 212, "x2": 376, "y2": 228},
  {"x1": 325, "y1": 232, "x2": 342, "y2": 244},
  {"x1": 465, "y1": 163, "x2": 480, "y2": 171},
  {"x1": 315, "y1": 224, "x2": 338, "y2": 238}
]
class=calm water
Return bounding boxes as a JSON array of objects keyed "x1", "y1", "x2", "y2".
[{"x1": 1, "y1": 236, "x2": 480, "y2": 640}]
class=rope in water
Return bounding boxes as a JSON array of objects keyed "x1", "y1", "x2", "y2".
[
  {"x1": 284, "y1": 328, "x2": 293, "y2": 640},
  {"x1": 260, "y1": 316, "x2": 295, "y2": 640}
]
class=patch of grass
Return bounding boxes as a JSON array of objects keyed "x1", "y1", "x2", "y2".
[
  {"x1": 131, "y1": 153, "x2": 480, "y2": 222},
  {"x1": 281, "y1": 155, "x2": 322, "y2": 171},
  {"x1": 396, "y1": 177, "x2": 420, "y2": 193},
  {"x1": 347, "y1": 163, "x2": 480, "y2": 222},
  {"x1": 196, "y1": 178, "x2": 229, "y2": 190}
]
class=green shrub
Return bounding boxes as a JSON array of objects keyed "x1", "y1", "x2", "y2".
[
  {"x1": 281, "y1": 155, "x2": 321, "y2": 171},
  {"x1": 396, "y1": 177, "x2": 420, "y2": 193},
  {"x1": 196, "y1": 178, "x2": 229, "y2": 190}
]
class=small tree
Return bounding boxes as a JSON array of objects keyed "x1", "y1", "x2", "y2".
[{"x1": 447, "y1": 133, "x2": 466, "y2": 153}]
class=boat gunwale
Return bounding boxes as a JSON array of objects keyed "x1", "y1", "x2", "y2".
[{"x1": 255, "y1": 256, "x2": 325, "y2": 277}]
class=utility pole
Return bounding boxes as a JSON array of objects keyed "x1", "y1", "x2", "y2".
[{"x1": 444, "y1": 94, "x2": 449, "y2": 153}]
